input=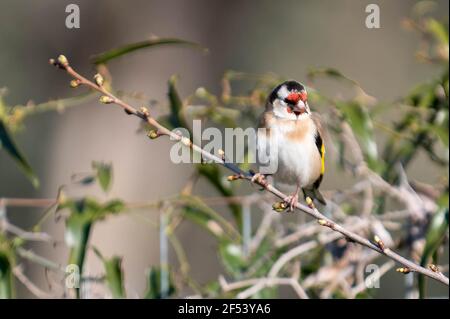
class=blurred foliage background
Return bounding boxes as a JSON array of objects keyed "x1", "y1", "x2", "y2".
[{"x1": 0, "y1": 0, "x2": 448, "y2": 298}]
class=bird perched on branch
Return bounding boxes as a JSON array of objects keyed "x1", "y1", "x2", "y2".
[{"x1": 255, "y1": 80, "x2": 326, "y2": 211}]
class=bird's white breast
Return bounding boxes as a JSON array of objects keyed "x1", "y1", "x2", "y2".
[{"x1": 257, "y1": 114, "x2": 321, "y2": 188}]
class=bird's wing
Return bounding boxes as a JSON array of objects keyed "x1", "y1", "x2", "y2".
[
  {"x1": 310, "y1": 112, "x2": 327, "y2": 143},
  {"x1": 257, "y1": 111, "x2": 273, "y2": 129},
  {"x1": 311, "y1": 112, "x2": 327, "y2": 176},
  {"x1": 311, "y1": 111, "x2": 340, "y2": 157}
]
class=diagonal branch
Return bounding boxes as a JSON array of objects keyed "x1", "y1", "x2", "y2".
[{"x1": 49, "y1": 55, "x2": 449, "y2": 287}]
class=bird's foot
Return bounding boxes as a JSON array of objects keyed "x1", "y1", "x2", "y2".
[{"x1": 283, "y1": 194, "x2": 299, "y2": 212}]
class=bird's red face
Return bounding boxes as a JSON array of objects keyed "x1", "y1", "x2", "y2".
[
  {"x1": 285, "y1": 91, "x2": 308, "y2": 116},
  {"x1": 269, "y1": 81, "x2": 310, "y2": 120}
]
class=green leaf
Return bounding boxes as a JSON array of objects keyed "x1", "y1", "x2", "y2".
[
  {"x1": 167, "y1": 75, "x2": 189, "y2": 130},
  {"x1": 427, "y1": 110, "x2": 449, "y2": 147},
  {"x1": 62, "y1": 198, "x2": 125, "y2": 249},
  {"x1": 80, "y1": 176, "x2": 96, "y2": 185},
  {"x1": 144, "y1": 266, "x2": 175, "y2": 299},
  {"x1": 430, "y1": 125, "x2": 448, "y2": 148},
  {"x1": 92, "y1": 38, "x2": 207, "y2": 65},
  {"x1": 183, "y1": 205, "x2": 226, "y2": 240},
  {"x1": 62, "y1": 197, "x2": 125, "y2": 298},
  {"x1": 64, "y1": 199, "x2": 96, "y2": 274},
  {"x1": 426, "y1": 18, "x2": 449, "y2": 45},
  {"x1": 94, "y1": 248, "x2": 126, "y2": 299},
  {"x1": 218, "y1": 241, "x2": 246, "y2": 277},
  {"x1": 0, "y1": 235, "x2": 14, "y2": 299},
  {"x1": 307, "y1": 67, "x2": 359, "y2": 87},
  {"x1": 418, "y1": 202, "x2": 449, "y2": 298},
  {"x1": 102, "y1": 199, "x2": 125, "y2": 215},
  {"x1": 338, "y1": 101, "x2": 379, "y2": 170},
  {"x1": 92, "y1": 161, "x2": 112, "y2": 192},
  {"x1": 179, "y1": 195, "x2": 239, "y2": 241},
  {"x1": 10, "y1": 93, "x2": 96, "y2": 125},
  {"x1": 0, "y1": 120, "x2": 39, "y2": 187},
  {"x1": 0, "y1": 252, "x2": 13, "y2": 299}
]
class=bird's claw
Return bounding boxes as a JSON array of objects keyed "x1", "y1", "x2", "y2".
[{"x1": 284, "y1": 194, "x2": 298, "y2": 212}]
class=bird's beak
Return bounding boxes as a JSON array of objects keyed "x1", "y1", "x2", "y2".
[
  {"x1": 286, "y1": 91, "x2": 308, "y2": 117},
  {"x1": 291, "y1": 103, "x2": 307, "y2": 117}
]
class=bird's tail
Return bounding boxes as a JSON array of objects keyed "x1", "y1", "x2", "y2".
[{"x1": 302, "y1": 187, "x2": 326, "y2": 205}]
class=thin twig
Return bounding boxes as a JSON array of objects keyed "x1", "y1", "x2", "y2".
[
  {"x1": 2, "y1": 221, "x2": 54, "y2": 243},
  {"x1": 13, "y1": 265, "x2": 56, "y2": 299},
  {"x1": 249, "y1": 202, "x2": 276, "y2": 253},
  {"x1": 220, "y1": 275, "x2": 309, "y2": 299},
  {"x1": 16, "y1": 247, "x2": 64, "y2": 272},
  {"x1": 0, "y1": 198, "x2": 56, "y2": 208},
  {"x1": 49, "y1": 56, "x2": 449, "y2": 287}
]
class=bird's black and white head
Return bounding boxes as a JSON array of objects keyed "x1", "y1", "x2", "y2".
[{"x1": 268, "y1": 81, "x2": 310, "y2": 120}]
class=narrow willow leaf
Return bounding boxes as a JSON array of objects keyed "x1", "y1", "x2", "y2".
[
  {"x1": 182, "y1": 195, "x2": 238, "y2": 237},
  {"x1": 79, "y1": 176, "x2": 96, "y2": 185},
  {"x1": 0, "y1": 252, "x2": 13, "y2": 299},
  {"x1": 183, "y1": 206, "x2": 225, "y2": 240},
  {"x1": 64, "y1": 199, "x2": 96, "y2": 272},
  {"x1": 181, "y1": 202, "x2": 231, "y2": 241},
  {"x1": 93, "y1": 248, "x2": 126, "y2": 299},
  {"x1": 0, "y1": 120, "x2": 39, "y2": 187},
  {"x1": 12, "y1": 93, "x2": 95, "y2": 121},
  {"x1": 92, "y1": 38, "x2": 207, "y2": 65},
  {"x1": 426, "y1": 18, "x2": 449, "y2": 45},
  {"x1": 103, "y1": 256, "x2": 125, "y2": 298},
  {"x1": 144, "y1": 266, "x2": 175, "y2": 299},
  {"x1": 218, "y1": 241, "x2": 245, "y2": 277},
  {"x1": 0, "y1": 235, "x2": 14, "y2": 299},
  {"x1": 419, "y1": 204, "x2": 449, "y2": 298},
  {"x1": 167, "y1": 75, "x2": 189, "y2": 130},
  {"x1": 92, "y1": 161, "x2": 112, "y2": 192},
  {"x1": 434, "y1": 125, "x2": 449, "y2": 148},
  {"x1": 428, "y1": 123, "x2": 449, "y2": 147},
  {"x1": 427, "y1": 109, "x2": 449, "y2": 147},
  {"x1": 101, "y1": 199, "x2": 125, "y2": 215},
  {"x1": 307, "y1": 67, "x2": 359, "y2": 87},
  {"x1": 63, "y1": 197, "x2": 124, "y2": 298},
  {"x1": 338, "y1": 102, "x2": 379, "y2": 170}
]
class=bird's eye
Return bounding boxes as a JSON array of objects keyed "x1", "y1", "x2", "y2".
[{"x1": 283, "y1": 98, "x2": 294, "y2": 105}]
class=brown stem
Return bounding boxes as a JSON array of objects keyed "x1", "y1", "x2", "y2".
[{"x1": 49, "y1": 56, "x2": 449, "y2": 287}]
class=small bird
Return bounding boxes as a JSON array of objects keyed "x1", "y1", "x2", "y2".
[{"x1": 255, "y1": 80, "x2": 326, "y2": 211}]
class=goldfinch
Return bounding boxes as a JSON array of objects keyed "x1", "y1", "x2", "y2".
[{"x1": 256, "y1": 80, "x2": 326, "y2": 211}]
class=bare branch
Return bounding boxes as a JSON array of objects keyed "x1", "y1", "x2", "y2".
[
  {"x1": 13, "y1": 266, "x2": 56, "y2": 299},
  {"x1": 49, "y1": 55, "x2": 449, "y2": 287},
  {"x1": 220, "y1": 275, "x2": 309, "y2": 299}
]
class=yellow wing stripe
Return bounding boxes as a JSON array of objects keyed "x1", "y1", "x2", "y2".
[{"x1": 320, "y1": 143, "x2": 325, "y2": 174}]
